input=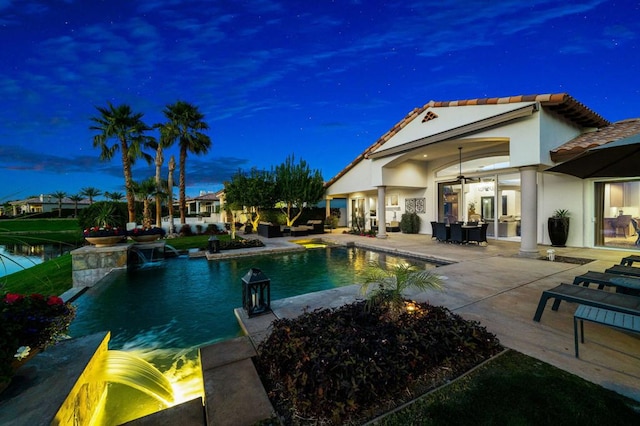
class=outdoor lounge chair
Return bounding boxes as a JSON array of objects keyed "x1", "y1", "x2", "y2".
[
  {"x1": 605, "y1": 264, "x2": 640, "y2": 278},
  {"x1": 532, "y1": 283, "x2": 640, "y2": 322},
  {"x1": 572, "y1": 271, "x2": 640, "y2": 296}
]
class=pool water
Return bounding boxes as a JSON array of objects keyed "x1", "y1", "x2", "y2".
[{"x1": 70, "y1": 246, "x2": 435, "y2": 350}]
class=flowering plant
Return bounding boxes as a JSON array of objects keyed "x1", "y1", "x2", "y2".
[
  {"x1": 127, "y1": 226, "x2": 166, "y2": 237},
  {"x1": 83, "y1": 225, "x2": 126, "y2": 237},
  {"x1": 1, "y1": 293, "x2": 76, "y2": 382}
]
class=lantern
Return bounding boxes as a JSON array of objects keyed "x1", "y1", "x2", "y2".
[{"x1": 241, "y1": 268, "x2": 271, "y2": 317}]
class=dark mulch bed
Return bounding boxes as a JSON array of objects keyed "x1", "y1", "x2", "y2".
[
  {"x1": 538, "y1": 255, "x2": 595, "y2": 265},
  {"x1": 254, "y1": 300, "x2": 503, "y2": 425}
]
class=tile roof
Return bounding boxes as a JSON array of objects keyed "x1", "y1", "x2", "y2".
[
  {"x1": 325, "y1": 93, "x2": 610, "y2": 188},
  {"x1": 550, "y1": 118, "x2": 640, "y2": 162},
  {"x1": 426, "y1": 93, "x2": 609, "y2": 128}
]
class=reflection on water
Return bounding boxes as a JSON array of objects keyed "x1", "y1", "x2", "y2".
[
  {"x1": 0, "y1": 242, "x2": 76, "y2": 278},
  {"x1": 69, "y1": 247, "x2": 436, "y2": 424}
]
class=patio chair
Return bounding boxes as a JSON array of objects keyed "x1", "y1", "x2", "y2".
[
  {"x1": 614, "y1": 214, "x2": 632, "y2": 237},
  {"x1": 449, "y1": 223, "x2": 465, "y2": 244},
  {"x1": 467, "y1": 223, "x2": 488, "y2": 245},
  {"x1": 434, "y1": 222, "x2": 449, "y2": 242},
  {"x1": 631, "y1": 219, "x2": 640, "y2": 245},
  {"x1": 430, "y1": 221, "x2": 437, "y2": 240}
]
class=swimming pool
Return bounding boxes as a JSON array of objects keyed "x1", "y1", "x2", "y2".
[
  {"x1": 67, "y1": 246, "x2": 437, "y2": 424},
  {"x1": 69, "y1": 246, "x2": 436, "y2": 349}
]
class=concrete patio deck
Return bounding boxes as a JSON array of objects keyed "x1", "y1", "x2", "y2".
[{"x1": 236, "y1": 230, "x2": 640, "y2": 403}]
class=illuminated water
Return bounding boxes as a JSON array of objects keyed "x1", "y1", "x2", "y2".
[{"x1": 68, "y1": 246, "x2": 436, "y2": 424}]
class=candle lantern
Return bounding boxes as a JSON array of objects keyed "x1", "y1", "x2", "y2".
[{"x1": 241, "y1": 268, "x2": 271, "y2": 317}]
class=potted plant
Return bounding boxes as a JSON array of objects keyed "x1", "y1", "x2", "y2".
[
  {"x1": 82, "y1": 203, "x2": 126, "y2": 246},
  {"x1": 548, "y1": 209, "x2": 570, "y2": 247},
  {"x1": 128, "y1": 226, "x2": 167, "y2": 242}
]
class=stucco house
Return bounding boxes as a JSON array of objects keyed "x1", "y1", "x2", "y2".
[
  {"x1": 8, "y1": 194, "x2": 90, "y2": 216},
  {"x1": 324, "y1": 93, "x2": 640, "y2": 255}
]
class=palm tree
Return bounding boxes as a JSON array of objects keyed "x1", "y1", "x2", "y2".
[
  {"x1": 68, "y1": 194, "x2": 84, "y2": 217},
  {"x1": 161, "y1": 101, "x2": 211, "y2": 224},
  {"x1": 90, "y1": 103, "x2": 154, "y2": 223},
  {"x1": 51, "y1": 191, "x2": 66, "y2": 218},
  {"x1": 360, "y1": 261, "x2": 443, "y2": 320},
  {"x1": 153, "y1": 123, "x2": 176, "y2": 227},
  {"x1": 132, "y1": 177, "x2": 159, "y2": 229},
  {"x1": 104, "y1": 191, "x2": 125, "y2": 202},
  {"x1": 79, "y1": 187, "x2": 102, "y2": 204}
]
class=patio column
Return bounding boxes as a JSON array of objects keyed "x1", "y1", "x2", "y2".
[
  {"x1": 325, "y1": 196, "x2": 332, "y2": 219},
  {"x1": 377, "y1": 186, "x2": 388, "y2": 239},
  {"x1": 519, "y1": 166, "x2": 539, "y2": 257}
]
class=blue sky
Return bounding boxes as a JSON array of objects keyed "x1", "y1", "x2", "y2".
[{"x1": 0, "y1": 0, "x2": 638, "y2": 201}]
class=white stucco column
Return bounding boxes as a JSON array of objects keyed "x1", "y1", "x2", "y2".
[
  {"x1": 377, "y1": 186, "x2": 388, "y2": 239},
  {"x1": 325, "y1": 196, "x2": 332, "y2": 219},
  {"x1": 519, "y1": 166, "x2": 539, "y2": 257}
]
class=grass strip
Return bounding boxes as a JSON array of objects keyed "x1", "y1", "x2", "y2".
[
  {"x1": 0, "y1": 218, "x2": 80, "y2": 233},
  {"x1": 376, "y1": 349, "x2": 640, "y2": 425},
  {"x1": 1, "y1": 254, "x2": 72, "y2": 296}
]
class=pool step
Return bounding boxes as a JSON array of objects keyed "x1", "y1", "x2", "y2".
[{"x1": 200, "y1": 336, "x2": 275, "y2": 426}]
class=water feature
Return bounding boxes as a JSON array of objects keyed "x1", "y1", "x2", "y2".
[{"x1": 69, "y1": 246, "x2": 436, "y2": 424}]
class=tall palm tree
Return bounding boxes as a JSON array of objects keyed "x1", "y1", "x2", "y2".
[
  {"x1": 68, "y1": 194, "x2": 84, "y2": 217},
  {"x1": 167, "y1": 155, "x2": 176, "y2": 234},
  {"x1": 90, "y1": 103, "x2": 154, "y2": 223},
  {"x1": 52, "y1": 191, "x2": 66, "y2": 218},
  {"x1": 80, "y1": 187, "x2": 102, "y2": 204},
  {"x1": 153, "y1": 124, "x2": 176, "y2": 226},
  {"x1": 161, "y1": 101, "x2": 211, "y2": 224}
]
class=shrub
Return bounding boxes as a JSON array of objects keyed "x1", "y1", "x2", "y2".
[
  {"x1": 400, "y1": 212, "x2": 420, "y2": 233},
  {"x1": 220, "y1": 238, "x2": 265, "y2": 250},
  {"x1": 255, "y1": 300, "x2": 502, "y2": 424},
  {"x1": 179, "y1": 224, "x2": 193, "y2": 236},
  {"x1": 1, "y1": 293, "x2": 76, "y2": 382},
  {"x1": 77, "y1": 201, "x2": 127, "y2": 230}
]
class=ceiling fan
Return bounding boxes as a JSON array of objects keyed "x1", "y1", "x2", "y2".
[{"x1": 456, "y1": 146, "x2": 480, "y2": 183}]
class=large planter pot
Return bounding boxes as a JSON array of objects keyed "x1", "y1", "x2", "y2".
[
  {"x1": 85, "y1": 236, "x2": 126, "y2": 247},
  {"x1": 548, "y1": 217, "x2": 570, "y2": 247},
  {"x1": 130, "y1": 234, "x2": 161, "y2": 243}
]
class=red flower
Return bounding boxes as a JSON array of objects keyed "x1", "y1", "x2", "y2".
[
  {"x1": 47, "y1": 296, "x2": 64, "y2": 306},
  {"x1": 4, "y1": 293, "x2": 23, "y2": 304},
  {"x1": 30, "y1": 293, "x2": 45, "y2": 301}
]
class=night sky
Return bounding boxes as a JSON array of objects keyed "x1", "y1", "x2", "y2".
[{"x1": 1, "y1": 0, "x2": 638, "y2": 200}]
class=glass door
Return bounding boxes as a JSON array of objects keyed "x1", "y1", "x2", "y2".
[{"x1": 596, "y1": 180, "x2": 640, "y2": 249}]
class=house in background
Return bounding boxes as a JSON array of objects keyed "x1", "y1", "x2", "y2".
[
  {"x1": 185, "y1": 191, "x2": 222, "y2": 216},
  {"x1": 8, "y1": 194, "x2": 90, "y2": 216},
  {"x1": 324, "y1": 93, "x2": 640, "y2": 254}
]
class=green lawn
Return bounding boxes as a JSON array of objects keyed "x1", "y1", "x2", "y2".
[
  {"x1": 1, "y1": 253, "x2": 72, "y2": 296},
  {"x1": 378, "y1": 349, "x2": 640, "y2": 425},
  {"x1": 0, "y1": 218, "x2": 80, "y2": 233}
]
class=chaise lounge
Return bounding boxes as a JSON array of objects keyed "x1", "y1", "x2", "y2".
[{"x1": 533, "y1": 283, "x2": 640, "y2": 322}]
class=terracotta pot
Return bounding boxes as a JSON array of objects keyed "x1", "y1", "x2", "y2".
[
  {"x1": 130, "y1": 234, "x2": 161, "y2": 243},
  {"x1": 85, "y1": 236, "x2": 126, "y2": 247}
]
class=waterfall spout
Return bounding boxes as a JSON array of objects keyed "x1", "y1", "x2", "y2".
[{"x1": 98, "y1": 350, "x2": 175, "y2": 405}]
